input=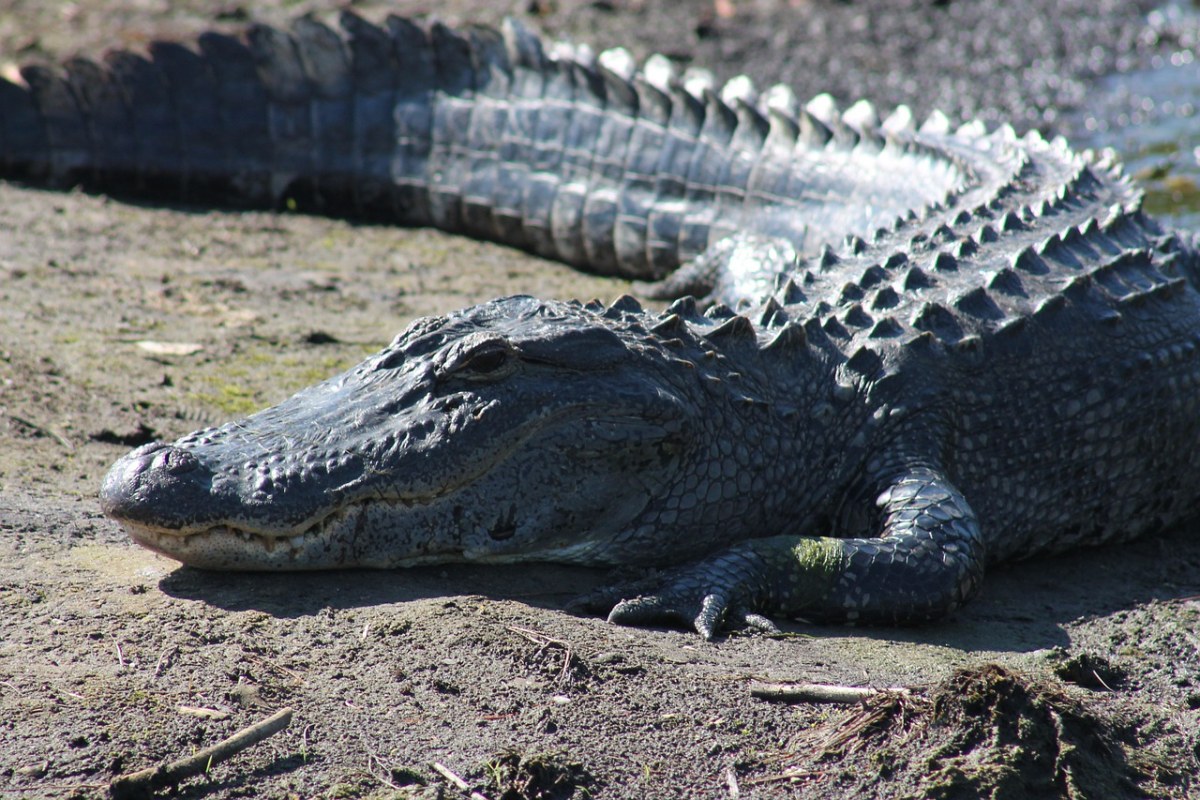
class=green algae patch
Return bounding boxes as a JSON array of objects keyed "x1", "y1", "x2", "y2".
[
  {"x1": 188, "y1": 382, "x2": 264, "y2": 417},
  {"x1": 183, "y1": 340, "x2": 374, "y2": 418}
]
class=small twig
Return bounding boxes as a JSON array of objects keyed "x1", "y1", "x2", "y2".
[
  {"x1": 153, "y1": 646, "x2": 177, "y2": 679},
  {"x1": 110, "y1": 707, "x2": 293, "y2": 799},
  {"x1": 506, "y1": 625, "x2": 576, "y2": 684},
  {"x1": 749, "y1": 681, "x2": 908, "y2": 704},
  {"x1": 0, "y1": 783, "x2": 108, "y2": 794},
  {"x1": 742, "y1": 769, "x2": 827, "y2": 787},
  {"x1": 368, "y1": 754, "x2": 403, "y2": 791},
  {"x1": 176, "y1": 706, "x2": 230, "y2": 720},
  {"x1": 431, "y1": 761, "x2": 492, "y2": 800},
  {"x1": 724, "y1": 765, "x2": 740, "y2": 798},
  {"x1": 7, "y1": 413, "x2": 73, "y2": 451},
  {"x1": 506, "y1": 625, "x2": 560, "y2": 646},
  {"x1": 243, "y1": 652, "x2": 305, "y2": 685},
  {"x1": 1089, "y1": 669, "x2": 1115, "y2": 692}
]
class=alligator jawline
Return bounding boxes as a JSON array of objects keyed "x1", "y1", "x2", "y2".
[{"x1": 122, "y1": 495, "x2": 472, "y2": 569}]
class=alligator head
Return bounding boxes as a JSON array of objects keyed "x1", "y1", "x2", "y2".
[{"x1": 99, "y1": 296, "x2": 718, "y2": 570}]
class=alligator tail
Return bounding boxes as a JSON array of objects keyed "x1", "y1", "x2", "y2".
[
  {"x1": 0, "y1": 12, "x2": 958, "y2": 280},
  {"x1": 0, "y1": 14, "x2": 477, "y2": 215},
  {"x1": 0, "y1": 12, "x2": 724, "y2": 277}
]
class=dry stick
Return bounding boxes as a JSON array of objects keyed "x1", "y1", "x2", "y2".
[
  {"x1": 431, "y1": 761, "x2": 492, "y2": 800},
  {"x1": 7, "y1": 413, "x2": 73, "y2": 451},
  {"x1": 110, "y1": 707, "x2": 294, "y2": 799},
  {"x1": 749, "y1": 681, "x2": 909, "y2": 704},
  {"x1": 724, "y1": 765, "x2": 741, "y2": 798}
]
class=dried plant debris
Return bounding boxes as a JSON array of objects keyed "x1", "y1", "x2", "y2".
[
  {"x1": 481, "y1": 749, "x2": 596, "y2": 800},
  {"x1": 1048, "y1": 649, "x2": 1128, "y2": 691},
  {"x1": 758, "y1": 664, "x2": 1191, "y2": 799}
]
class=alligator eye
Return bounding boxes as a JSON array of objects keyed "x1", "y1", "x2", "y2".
[
  {"x1": 447, "y1": 340, "x2": 518, "y2": 381},
  {"x1": 462, "y1": 347, "x2": 510, "y2": 374}
]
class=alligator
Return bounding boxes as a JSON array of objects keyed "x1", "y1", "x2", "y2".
[{"x1": 5, "y1": 12, "x2": 1199, "y2": 638}]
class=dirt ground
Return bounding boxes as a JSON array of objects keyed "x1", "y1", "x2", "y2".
[{"x1": 1, "y1": 1, "x2": 1199, "y2": 798}]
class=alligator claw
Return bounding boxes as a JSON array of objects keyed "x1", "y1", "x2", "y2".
[{"x1": 607, "y1": 589, "x2": 780, "y2": 640}]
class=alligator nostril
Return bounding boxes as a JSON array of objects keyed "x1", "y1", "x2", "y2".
[
  {"x1": 153, "y1": 446, "x2": 200, "y2": 476},
  {"x1": 99, "y1": 442, "x2": 210, "y2": 525}
]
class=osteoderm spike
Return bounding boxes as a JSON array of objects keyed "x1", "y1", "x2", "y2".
[
  {"x1": 764, "y1": 321, "x2": 807, "y2": 352},
  {"x1": 804, "y1": 92, "x2": 839, "y2": 125},
  {"x1": 766, "y1": 108, "x2": 800, "y2": 153},
  {"x1": 845, "y1": 345, "x2": 884, "y2": 377},
  {"x1": 650, "y1": 313, "x2": 686, "y2": 335},
  {"x1": 882, "y1": 104, "x2": 914, "y2": 133},
  {"x1": 780, "y1": 277, "x2": 806, "y2": 304},
  {"x1": 609, "y1": 294, "x2": 643, "y2": 314},
  {"x1": 666, "y1": 296, "x2": 698, "y2": 317},
  {"x1": 705, "y1": 314, "x2": 756, "y2": 341},
  {"x1": 903, "y1": 266, "x2": 932, "y2": 291},
  {"x1": 681, "y1": 66, "x2": 715, "y2": 98},
  {"x1": 641, "y1": 53, "x2": 675, "y2": 92},
  {"x1": 843, "y1": 99, "x2": 880, "y2": 131},
  {"x1": 758, "y1": 297, "x2": 784, "y2": 326},
  {"x1": 597, "y1": 46, "x2": 635, "y2": 80},
  {"x1": 953, "y1": 239, "x2": 978, "y2": 259},
  {"x1": 796, "y1": 108, "x2": 833, "y2": 147},
  {"x1": 920, "y1": 109, "x2": 951, "y2": 135},
  {"x1": 762, "y1": 83, "x2": 800, "y2": 117},
  {"x1": 705, "y1": 302, "x2": 735, "y2": 320},
  {"x1": 720, "y1": 74, "x2": 756, "y2": 106},
  {"x1": 818, "y1": 246, "x2": 840, "y2": 269},
  {"x1": 870, "y1": 317, "x2": 903, "y2": 338}
]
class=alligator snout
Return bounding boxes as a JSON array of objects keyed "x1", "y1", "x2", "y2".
[{"x1": 99, "y1": 442, "x2": 213, "y2": 531}]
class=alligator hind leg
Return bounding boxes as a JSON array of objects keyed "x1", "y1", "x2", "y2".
[{"x1": 606, "y1": 465, "x2": 986, "y2": 639}]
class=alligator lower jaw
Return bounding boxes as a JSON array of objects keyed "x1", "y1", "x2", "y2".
[
  {"x1": 117, "y1": 501, "x2": 464, "y2": 571},
  {"x1": 124, "y1": 523, "x2": 319, "y2": 569}
]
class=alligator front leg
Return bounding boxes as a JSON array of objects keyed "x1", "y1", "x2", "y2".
[{"x1": 606, "y1": 466, "x2": 986, "y2": 639}]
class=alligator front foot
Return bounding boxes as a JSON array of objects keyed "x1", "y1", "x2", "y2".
[
  {"x1": 601, "y1": 536, "x2": 829, "y2": 639},
  {"x1": 601, "y1": 465, "x2": 989, "y2": 638},
  {"x1": 607, "y1": 580, "x2": 781, "y2": 641}
]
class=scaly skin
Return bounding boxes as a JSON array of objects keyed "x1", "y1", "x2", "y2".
[{"x1": 2, "y1": 13, "x2": 1198, "y2": 638}]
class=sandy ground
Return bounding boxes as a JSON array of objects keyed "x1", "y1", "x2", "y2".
[{"x1": 1, "y1": 1, "x2": 1199, "y2": 798}]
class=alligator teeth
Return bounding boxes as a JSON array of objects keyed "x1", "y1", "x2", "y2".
[{"x1": 289, "y1": 535, "x2": 306, "y2": 549}]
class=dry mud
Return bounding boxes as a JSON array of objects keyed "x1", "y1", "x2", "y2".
[{"x1": 1, "y1": 1, "x2": 1198, "y2": 798}]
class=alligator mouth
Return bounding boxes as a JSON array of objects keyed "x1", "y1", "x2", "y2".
[
  {"x1": 128, "y1": 524, "x2": 319, "y2": 563},
  {"x1": 119, "y1": 495, "x2": 474, "y2": 570}
]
